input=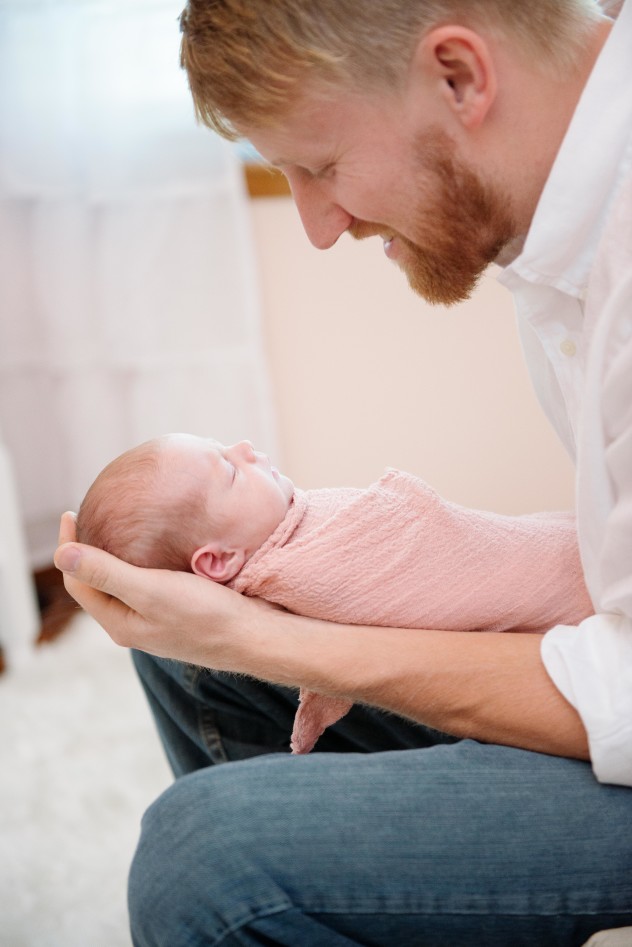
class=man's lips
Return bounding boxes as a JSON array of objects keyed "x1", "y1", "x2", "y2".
[{"x1": 346, "y1": 220, "x2": 402, "y2": 261}]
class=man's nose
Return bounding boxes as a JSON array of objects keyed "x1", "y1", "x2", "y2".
[{"x1": 288, "y1": 175, "x2": 353, "y2": 250}]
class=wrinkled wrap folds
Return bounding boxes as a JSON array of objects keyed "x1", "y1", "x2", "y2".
[{"x1": 229, "y1": 470, "x2": 593, "y2": 753}]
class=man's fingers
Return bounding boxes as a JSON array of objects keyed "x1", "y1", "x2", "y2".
[
  {"x1": 54, "y1": 529, "x2": 247, "y2": 663},
  {"x1": 63, "y1": 571, "x2": 133, "y2": 636},
  {"x1": 55, "y1": 541, "x2": 149, "y2": 645},
  {"x1": 58, "y1": 511, "x2": 77, "y2": 545},
  {"x1": 55, "y1": 541, "x2": 139, "y2": 612}
]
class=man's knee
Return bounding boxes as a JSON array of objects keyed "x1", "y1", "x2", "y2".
[
  {"x1": 128, "y1": 761, "x2": 292, "y2": 946},
  {"x1": 128, "y1": 773, "x2": 226, "y2": 945}
]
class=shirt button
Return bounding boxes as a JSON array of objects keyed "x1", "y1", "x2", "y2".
[{"x1": 560, "y1": 339, "x2": 577, "y2": 357}]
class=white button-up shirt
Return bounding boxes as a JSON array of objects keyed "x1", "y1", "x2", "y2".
[{"x1": 498, "y1": 0, "x2": 632, "y2": 785}]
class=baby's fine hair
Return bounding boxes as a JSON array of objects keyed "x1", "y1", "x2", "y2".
[
  {"x1": 76, "y1": 438, "x2": 207, "y2": 571},
  {"x1": 179, "y1": 0, "x2": 604, "y2": 139}
]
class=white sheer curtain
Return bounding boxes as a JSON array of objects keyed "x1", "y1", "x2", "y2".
[{"x1": 0, "y1": 0, "x2": 278, "y2": 568}]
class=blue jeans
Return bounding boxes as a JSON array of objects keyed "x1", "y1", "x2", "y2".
[{"x1": 128, "y1": 651, "x2": 632, "y2": 946}]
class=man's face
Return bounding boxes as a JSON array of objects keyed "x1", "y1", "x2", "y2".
[{"x1": 244, "y1": 88, "x2": 517, "y2": 306}]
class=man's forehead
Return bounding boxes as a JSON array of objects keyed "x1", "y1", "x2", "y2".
[
  {"x1": 244, "y1": 85, "x2": 404, "y2": 169},
  {"x1": 241, "y1": 89, "x2": 375, "y2": 163}
]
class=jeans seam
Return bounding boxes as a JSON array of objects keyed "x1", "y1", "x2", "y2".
[
  {"x1": 198, "y1": 705, "x2": 230, "y2": 764},
  {"x1": 207, "y1": 905, "x2": 632, "y2": 946},
  {"x1": 185, "y1": 666, "x2": 231, "y2": 765},
  {"x1": 212, "y1": 902, "x2": 292, "y2": 946}
]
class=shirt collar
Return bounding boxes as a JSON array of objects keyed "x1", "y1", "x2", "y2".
[{"x1": 501, "y1": 0, "x2": 632, "y2": 297}]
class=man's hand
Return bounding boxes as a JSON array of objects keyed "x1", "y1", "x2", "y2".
[{"x1": 55, "y1": 511, "x2": 274, "y2": 669}]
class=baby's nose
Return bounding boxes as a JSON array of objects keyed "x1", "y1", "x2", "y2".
[{"x1": 231, "y1": 440, "x2": 256, "y2": 461}]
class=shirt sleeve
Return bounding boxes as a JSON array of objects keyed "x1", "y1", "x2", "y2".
[
  {"x1": 542, "y1": 258, "x2": 632, "y2": 787},
  {"x1": 542, "y1": 615, "x2": 632, "y2": 786}
]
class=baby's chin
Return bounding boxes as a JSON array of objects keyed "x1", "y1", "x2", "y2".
[
  {"x1": 272, "y1": 466, "x2": 294, "y2": 502},
  {"x1": 282, "y1": 476, "x2": 296, "y2": 507}
]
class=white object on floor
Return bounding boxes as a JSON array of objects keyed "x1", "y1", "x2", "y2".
[
  {"x1": 0, "y1": 613, "x2": 171, "y2": 947},
  {"x1": 583, "y1": 931, "x2": 632, "y2": 946},
  {"x1": 0, "y1": 436, "x2": 39, "y2": 668}
]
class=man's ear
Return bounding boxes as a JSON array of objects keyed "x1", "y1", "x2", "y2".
[
  {"x1": 191, "y1": 543, "x2": 246, "y2": 584},
  {"x1": 413, "y1": 26, "x2": 497, "y2": 129}
]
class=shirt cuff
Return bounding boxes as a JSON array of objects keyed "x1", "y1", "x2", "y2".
[{"x1": 541, "y1": 613, "x2": 632, "y2": 786}]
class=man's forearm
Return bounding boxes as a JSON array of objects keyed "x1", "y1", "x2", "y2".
[{"x1": 244, "y1": 610, "x2": 590, "y2": 760}]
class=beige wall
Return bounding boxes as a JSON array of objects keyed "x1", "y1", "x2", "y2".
[{"x1": 249, "y1": 197, "x2": 575, "y2": 515}]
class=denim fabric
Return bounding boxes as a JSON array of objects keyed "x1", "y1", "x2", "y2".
[{"x1": 128, "y1": 651, "x2": 632, "y2": 946}]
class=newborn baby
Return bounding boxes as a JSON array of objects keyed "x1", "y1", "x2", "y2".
[{"x1": 77, "y1": 434, "x2": 594, "y2": 752}]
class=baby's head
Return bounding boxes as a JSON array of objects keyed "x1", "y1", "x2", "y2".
[{"x1": 76, "y1": 434, "x2": 294, "y2": 582}]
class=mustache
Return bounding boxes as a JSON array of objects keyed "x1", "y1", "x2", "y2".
[{"x1": 348, "y1": 220, "x2": 396, "y2": 242}]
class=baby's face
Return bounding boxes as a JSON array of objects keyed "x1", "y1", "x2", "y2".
[{"x1": 161, "y1": 434, "x2": 294, "y2": 556}]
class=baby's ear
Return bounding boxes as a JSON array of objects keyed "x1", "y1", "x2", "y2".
[{"x1": 191, "y1": 544, "x2": 245, "y2": 584}]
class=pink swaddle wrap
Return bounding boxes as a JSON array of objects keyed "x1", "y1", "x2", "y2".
[{"x1": 228, "y1": 470, "x2": 593, "y2": 753}]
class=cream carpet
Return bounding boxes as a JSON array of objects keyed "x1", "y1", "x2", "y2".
[{"x1": 0, "y1": 614, "x2": 171, "y2": 947}]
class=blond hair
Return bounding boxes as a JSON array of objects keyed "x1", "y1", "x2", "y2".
[
  {"x1": 76, "y1": 439, "x2": 208, "y2": 571},
  {"x1": 179, "y1": 0, "x2": 603, "y2": 138}
]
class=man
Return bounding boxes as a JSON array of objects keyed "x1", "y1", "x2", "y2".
[{"x1": 55, "y1": 1, "x2": 631, "y2": 944}]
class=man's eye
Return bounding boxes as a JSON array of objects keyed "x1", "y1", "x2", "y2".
[
  {"x1": 312, "y1": 163, "x2": 334, "y2": 180},
  {"x1": 297, "y1": 162, "x2": 334, "y2": 180}
]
